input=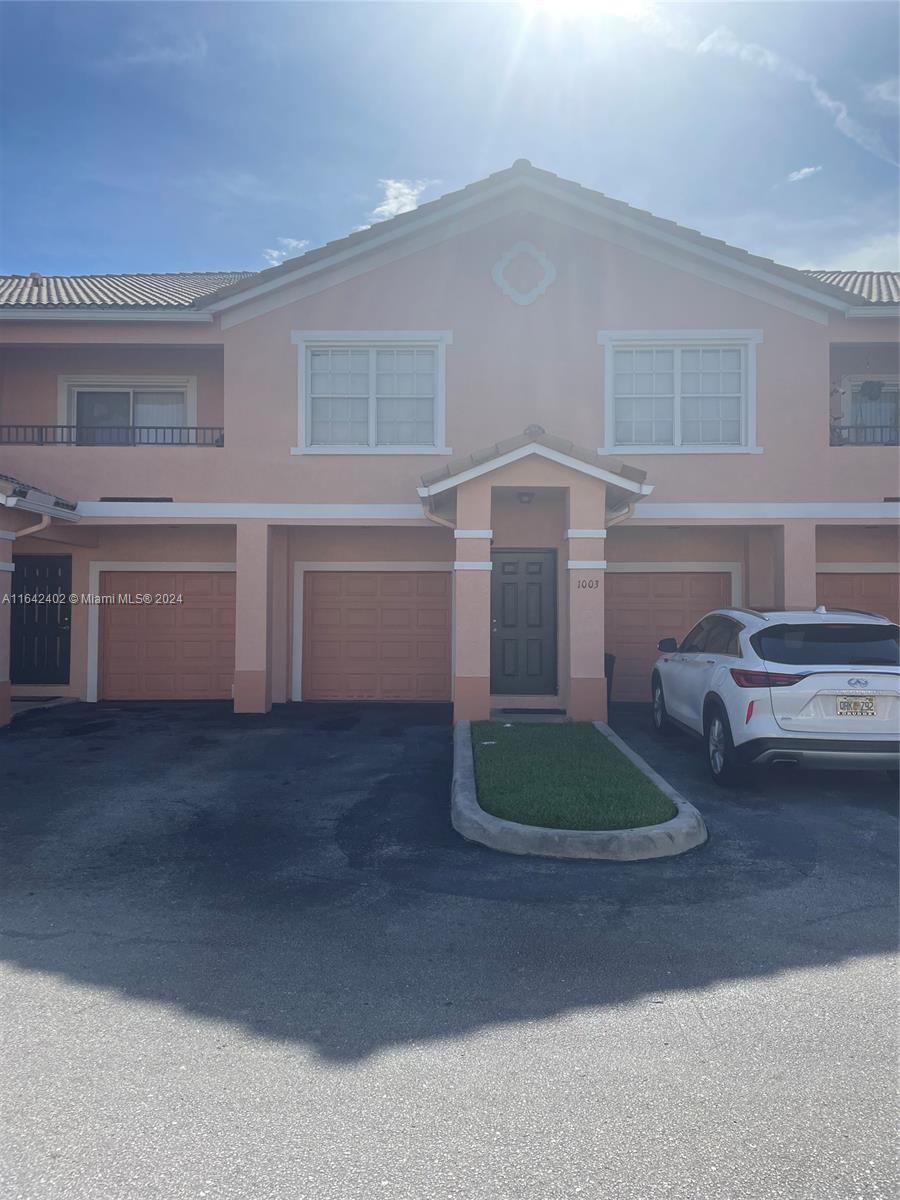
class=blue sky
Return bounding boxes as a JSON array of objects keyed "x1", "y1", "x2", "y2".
[{"x1": 1, "y1": 1, "x2": 897, "y2": 276}]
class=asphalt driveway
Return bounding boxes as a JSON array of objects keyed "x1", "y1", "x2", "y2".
[{"x1": 0, "y1": 700, "x2": 896, "y2": 1200}]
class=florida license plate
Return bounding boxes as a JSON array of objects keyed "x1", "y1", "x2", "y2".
[{"x1": 837, "y1": 696, "x2": 876, "y2": 717}]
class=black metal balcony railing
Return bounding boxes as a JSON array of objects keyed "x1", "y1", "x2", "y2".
[
  {"x1": 0, "y1": 425, "x2": 224, "y2": 447},
  {"x1": 830, "y1": 423, "x2": 899, "y2": 447}
]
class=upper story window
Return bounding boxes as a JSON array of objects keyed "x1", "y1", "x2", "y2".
[
  {"x1": 599, "y1": 331, "x2": 762, "y2": 455},
  {"x1": 57, "y1": 375, "x2": 202, "y2": 446},
  {"x1": 831, "y1": 375, "x2": 899, "y2": 446},
  {"x1": 291, "y1": 332, "x2": 452, "y2": 455}
]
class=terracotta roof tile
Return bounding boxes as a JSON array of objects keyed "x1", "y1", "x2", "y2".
[
  {"x1": 420, "y1": 428, "x2": 647, "y2": 489},
  {"x1": 0, "y1": 272, "x2": 256, "y2": 309},
  {"x1": 802, "y1": 270, "x2": 900, "y2": 304}
]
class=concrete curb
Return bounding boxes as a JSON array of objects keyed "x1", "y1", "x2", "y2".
[{"x1": 451, "y1": 720, "x2": 708, "y2": 861}]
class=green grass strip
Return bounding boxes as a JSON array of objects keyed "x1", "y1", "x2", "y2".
[{"x1": 471, "y1": 721, "x2": 676, "y2": 832}]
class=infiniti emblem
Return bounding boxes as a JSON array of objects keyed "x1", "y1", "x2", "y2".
[{"x1": 847, "y1": 678, "x2": 869, "y2": 687}]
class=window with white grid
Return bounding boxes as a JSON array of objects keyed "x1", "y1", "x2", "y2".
[
  {"x1": 375, "y1": 349, "x2": 436, "y2": 445},
  {"x1": 613, "y1": 348, "x2": 675, "y2": 445},
  {"x1": 306, "y1": 345, "x2": 437, "y2": 448},
  {"x1": 612, "y1": 344, "x2": 745, "y2": 448},
  {"x1": 308, "y1": 348, "x2": 370, "y2": 446}
]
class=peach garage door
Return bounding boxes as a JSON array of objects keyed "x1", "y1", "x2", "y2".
[
  {"x1": 302, "y1": 571, "x2": 451, "y2": 701},
  {"x1": 100, "y1": 571, "x2": 236, "y2": 700},
  {"x1": 817, "y1": 571, "x2": 900, "y2": 624},
  {"x1": 605, "y1": 571, "x2": 731, "y2": 702}
]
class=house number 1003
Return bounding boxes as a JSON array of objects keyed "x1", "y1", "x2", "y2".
[{"x1": 577, "y1": 578, "x2": 600, "y2": 589}]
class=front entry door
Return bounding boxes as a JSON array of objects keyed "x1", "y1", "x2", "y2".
[
  {"x1": 490, "y1": 549, "x2": 557, "y2": 695},
  {"x1": 10, "y1": 556, "x2": 72, "y2": 685}
]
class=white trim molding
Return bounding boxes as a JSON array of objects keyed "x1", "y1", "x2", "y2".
[
  {"x1": 290, "y1": 330, "x2": 452, "y2": 456},
  {"x1": 567, "y1": 560, "x2": 607, "y2": 569},
  {"x1": 0, "y1": 309, "x2": 213, "y2": 323},
  {"x1": 607, "y1": 560, "x2": 743, "y2": 605},
  {"x1": 598, "y1": 329, "x2": 762, "y2": 457},
  {"x1": 290, "y1": 560, "x2": 453, "y2": 701},
  {"x1": 417, "y1": 441, "x2": 653, "y2": 499},
  {"x1": 75, "y1": 501, "x2": 429, "y2": 520},
  {"x1": 633, "y1": 502, "x2": 900, "y2": 520},
  {"x1": 454, "y1": 529, "x2": 493, "y2": 539},
  {"x1": 85, "y1": 561, "x2": 237, "y2": 703},
  {"x1": 567, "y1": 528, "x2": 606, "y2": 538},
  {"x1": 453, "y1": 561, "x2": 493, "y2": 570},
  {"x1": 0, "y1": 530, "x2": 16, "y2": 540},
  {"x1": 816, "y1": 562, "x2": 900, "y2": 573},
  {"x1": 491, "y1": 242, "x2": 557, "y2": 306},
  {"x1": 57, "y1": 374, "x2": 199, "y2": 429},
  {"x1": 0, "y1": 561, "x2": 15, "y2": 573}
]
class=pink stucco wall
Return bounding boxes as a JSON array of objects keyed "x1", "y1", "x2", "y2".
[
  {"x1": 0, "y1": 200, "x2": 896, "y2": 507},
  {"x1": 0, "y1": 344, "x2": 225, "y2": 427}
]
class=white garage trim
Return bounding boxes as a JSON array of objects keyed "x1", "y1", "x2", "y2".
[
  {"x1": 290, "y1": 561, "x2": 453, "y2": 702},
  {"x1": 606, "y1": 561, "x2": 743, "y2": 605},
  {"x1": 86, "y1": 561, "x2": 236, "y2": 703},
  {"x1": 816, "y1": 562, "x2": 899, "y2": 573}
]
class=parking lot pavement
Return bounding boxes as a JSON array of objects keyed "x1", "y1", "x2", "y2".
[{"x1": 0, "y1": 700, "x2": 897, "y2": 1200}]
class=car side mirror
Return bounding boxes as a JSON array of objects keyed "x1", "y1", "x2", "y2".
[{"x1": 657, "y1": 637, "x2": 679, "y2": 653}]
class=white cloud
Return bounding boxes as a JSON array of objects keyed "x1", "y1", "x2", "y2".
[
  {"x1": 786, "y1": 165, "x2": 822, "y2": 183},
  {"x1": 369, "y1": 179, "x2": 430, "y2": 222},
  {"x1": 262, "y1": 237, "x2": 309, "y2": 267},
  {"x1": 101, "y1": 32, "x2": 207, "y2": 69},
  {"x1": 696, "y1": 27, "x2": 898, "y2": 167},
  {"x1": 863, "y1": 75, "x2": 899, "y2": 112}
]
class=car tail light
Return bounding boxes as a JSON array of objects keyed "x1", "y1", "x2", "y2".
[
  {"x1": 745, "y1": 700, "x2": 755, "y2": 724},
  {"x1": 730, "y1": 668, "x2": 805, "y2": 688}
]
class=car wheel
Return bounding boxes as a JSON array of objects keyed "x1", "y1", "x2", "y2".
[
  {"x1": 705, "y1": 704, "x2": 739, "y2": 787},
  {"x1": 651, "y1": 676, "x2": 673, "y2": 735}
]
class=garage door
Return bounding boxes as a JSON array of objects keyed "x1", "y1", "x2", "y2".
[
  {"x1": 302, "y1": 571, "x2": 451, "y2": 701},
  {"x1": 100, "y1": 571, "x2": 235, "y2": 700},
  {"x1": 605, "y1": 571, "x2": 731, "y2": 702},
  {"x1": 817, "y1": 571, "x2": 900, "y2": 624}
]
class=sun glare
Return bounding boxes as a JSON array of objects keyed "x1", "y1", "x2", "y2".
[{"x1": 521, "y1": 0, "x2": 653, "y2": 25}]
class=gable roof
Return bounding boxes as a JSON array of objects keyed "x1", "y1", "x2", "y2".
[
  {"x1": 418, "y1": 428, "x2": 652, "y2": 501},
  {"x1": 802, "y1": 271, "x2": 900, "y2": 305},
  {"x1": 199, "y1": 160, "x2": 890, "y2": 314},
  {"x1": 1, "y1": 164, "x2": 895, "y2": 317},
  {"x1": 0, "y1": 271, "x2": 255, "y2": 310}
]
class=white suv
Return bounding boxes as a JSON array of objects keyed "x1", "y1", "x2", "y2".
[{"x1": 650, "y1": 606, "x2": 900, "y2": 785}]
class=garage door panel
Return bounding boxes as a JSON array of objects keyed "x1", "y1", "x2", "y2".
[
  {"x1": 817, "y1": 571, "x2": 899, "y2": 623},
  {"x1": 303, "y1": 570, "x2": 451, "y2": 701},
  {"x1": 100, "y1": 570, "x2": 235, "y2": 700},
  {"x1": 606, "y1": 570, "x2": 731, "y2": 702}
]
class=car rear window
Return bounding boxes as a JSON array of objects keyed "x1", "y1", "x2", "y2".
[{"x1": 751, "y1": 623, "x2": 900, "y2": 666}]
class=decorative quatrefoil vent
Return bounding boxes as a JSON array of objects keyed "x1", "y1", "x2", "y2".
[{"x1": 491, "y1": 241, "x2": 557, "y2": 306}]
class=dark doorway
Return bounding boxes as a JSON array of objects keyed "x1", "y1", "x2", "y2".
[
  {"x1": 490, "y1": 549, "x2": 557, "y2": 694},
  {"x1": 10, "y1": 556, "x2": 72, "y2": 685}
]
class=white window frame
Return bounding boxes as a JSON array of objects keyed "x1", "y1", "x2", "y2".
[
  {"x1": 597, "y1": 330, "x2": 763, "y2": 455},
  {"x1": 57, "y1": 375, "x2": 198, "y2": 429},
  {"x1": 290, "y1": 331, "x2": 452, "y2": 455}
]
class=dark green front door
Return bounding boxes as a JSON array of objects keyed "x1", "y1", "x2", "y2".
[
  {"x1": 490, "y1": 549, "x2": 557, "y2": 695},
  {"x1": 10, "y1": 555, "x2": 72, "y2": 685}
]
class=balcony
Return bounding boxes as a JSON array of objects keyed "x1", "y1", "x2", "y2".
[
  {"x1": 830, "y1": 421, "x2": 899, "y2": 447},
  {"x1": 0, "y1": 425, "x2": 224, "y2": 447}
]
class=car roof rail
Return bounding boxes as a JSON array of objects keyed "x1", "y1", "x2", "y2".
[
  {"x1": 815, "y1": 606, "x2": 888, "y2": 620},
  {"x1": 728, "y1": 606, "x2": 769, "y2": 620}
]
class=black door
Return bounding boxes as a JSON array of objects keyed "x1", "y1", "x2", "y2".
[
  {"x1": 490, "y1": 549, "x2": 557, "y2": 694},
  {"x1": 10, "y1": 556, "x2": 72, "y2": 685}
]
